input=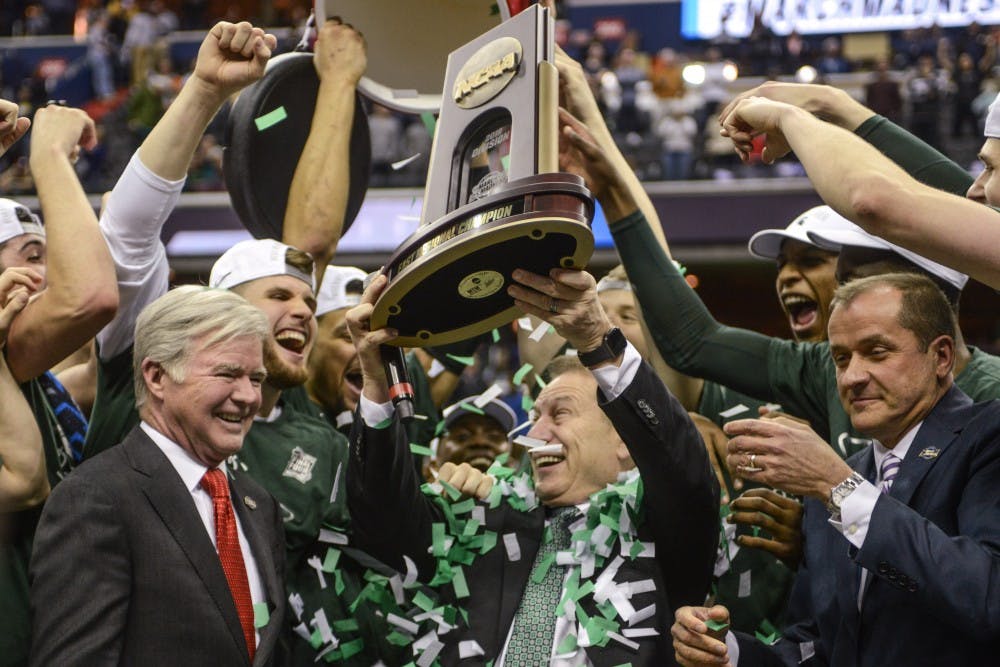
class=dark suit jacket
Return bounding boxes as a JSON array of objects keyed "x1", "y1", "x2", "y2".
[
  {"x1": 737, "y1": 386, "x2": 1000, "y2": 666},
  {"x1": 348, "y1": 360, "x2": 719, "y2": 666},
  {"x1": 29, "y1": 426, "x2": 287, "y2": 667}
]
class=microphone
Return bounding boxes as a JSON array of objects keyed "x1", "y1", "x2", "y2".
[
  {"x1": 363, "y1": 271, "x2": 415, "y2": 422},
  {"x1": 381, "y1": 345, "x2": 415, "y2": 422}
]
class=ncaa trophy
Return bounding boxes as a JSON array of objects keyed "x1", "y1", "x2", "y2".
[{"x1": 369, "y1": 3, "x2": 595, "y2": 347}]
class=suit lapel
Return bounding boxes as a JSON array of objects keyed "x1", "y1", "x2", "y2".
[
  {"x1": 124, "y1": 428, "x2": 251, "y2": 666},
  {"x1": 230, "y1": 472, "x2": 282, "y2": 665},
  {"x1": 889, "y1": 387, "x2": 967, "y2": 507}
]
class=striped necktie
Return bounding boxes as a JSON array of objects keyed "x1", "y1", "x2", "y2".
[{"x1": 879, "y1": 452, "x2": 901, "y2": 494}]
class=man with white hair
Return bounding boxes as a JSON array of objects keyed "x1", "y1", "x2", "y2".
[{"x1": 30, "y1": 287, "x2": 286, "y2": 666}]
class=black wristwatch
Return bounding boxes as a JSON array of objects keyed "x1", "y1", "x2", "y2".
[{"x1": 577, "y1": 327, "x2": 627, "y2": 368}]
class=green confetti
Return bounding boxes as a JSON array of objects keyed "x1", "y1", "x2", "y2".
[
  {"x1": 756, "y1": 618, "x2": 779, "y2": 644},
  {"x1": 387, "y1": 631, "x2": 411, "y2": 646},
  {"x1": 409, "y1": 443, "x2": 434, "y2": 457},
  {"x1": 452, "y1": 498, "x2": 475, "y2": 514},
  {"x1": 439, "y1": 479, "x2": 462, "y2": 500},
  {"x1": 333, "y1": 568, "x2": 345, "y2": 594},
  {"x1": 535, "y1": 374, "x2": 547, "y2": 389},
  {"x1": 446, "y1": 353, "x2": 476, "y2": 367},
  {"x1": 705, "y1": 619, "x2": 729, "y2": 632},
  {"x1": 501, "y1": 154, "x2": 511, "y2": 171},
  {"x1": 413, "y1": 590, "x2": 435, "y2": 612},
  {"x1": 479, "y1": 530, "x2": 497, "y2": 554},
  {"x1": 513, "y1": 363, "x2": 534, "y2": 385},
  {"x1": 457, "y1": 401, "x2": 485, "y2": 415},
  {"x1": 453, "y1": 566, "x2": 470, "y2": 598},
  {"x1": 420, "y1": 111, "x2": 437, "y2": 137},
  {"x1": 557, "y1": 633, "x2": 578, "y2": 654},
  {"x1": 332, "y1": 618, "x2": 359, "y2": 632},
  {"x1": 339, "y1": 638, "x2": 365, "y2": 659},
  {"x1": 253, "y1": 602, "x2": 269, "y2": 628},
  {"x1": 492, "y1": 328, "x2": 501, "y2": 342},
  {"x1": 374, "y1": 416, "x2": 393, "y2": 430},
  {"x1": 254, "y1": 105, "x2": 287, "y2": 131},
  {"x1": 752, "y1": 525, "x2": 761, "y2": 537},
  {"x1": 531, "y1": 553, "x2": 556, "y2": 583},
  {"x1": 521, "y1": 393, "x2": 535, "y2": 412},
  {"x1": 432, "y1": 523, "x2": 447, "y2": 556},
  {"x1": 322, "y1": 547, "x2": 341, "y2": 572}
]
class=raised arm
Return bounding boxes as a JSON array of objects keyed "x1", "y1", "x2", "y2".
[
  {"x1": 6, "y1": 105, "x2": 118, "y2": 382},
  {"x1": 558, "y1": 109, "x2": 782, "y2": 405},
  {"x1": 283, "y1": 19, "x2": 367, "y2": 286},
  {"x1": 0, "y1": 272, "x2": 48, "y2": 510},
  {"x1": 344, "y1": 275, "x2": 439, "y2": 575},
  {"x1": 719, "y1": 80, "x2": 973, "y2": 196},
  {"x1": 96, "y1": 21, "x2": 277, "y2": 361},
  {"x1": 722, "y1": 97, "x2": 1000, "y2": 289}
]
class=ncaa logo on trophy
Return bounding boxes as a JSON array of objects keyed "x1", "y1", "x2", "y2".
[{"x1": 370, "y1": 3, "x2": 595, "y2": 347}]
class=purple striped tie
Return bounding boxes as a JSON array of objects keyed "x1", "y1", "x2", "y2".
[{"x1": 880, "y1": 452, "x2": 901, "y2": 493}]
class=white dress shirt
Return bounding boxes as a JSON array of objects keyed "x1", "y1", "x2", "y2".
[
  {"x1": 361, "y1": 342, "x2": 642, "y2": 666},
  {"x1": 141, "y1": 421, "x2": 266, "y2": 646}
]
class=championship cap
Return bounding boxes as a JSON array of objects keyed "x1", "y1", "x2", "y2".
[
  {"x1": 316, "y1": 265, "x2": 368, "y2": 317},
  {"x1": 0, "y1": 198, "x2": 44, "y2": 245},
  {"x1": 442, "y1": 395, "x2": 517, "y2": 436},
  {"x1": 209, "y1": 239, "x2": 314, "y2": 291},
  {"x1": 808, "y1": 222, "x2": 968, "y2": 290},
  {"x1": 747, "y1": 205, "x2": 854, "y2": 260}
]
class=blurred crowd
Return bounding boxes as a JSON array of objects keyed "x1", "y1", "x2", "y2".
[{"x1": 3, "y1": 3, "x2": 1000, "y2": 193}]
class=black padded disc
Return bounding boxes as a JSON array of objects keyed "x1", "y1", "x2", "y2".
[{"x1": 224, "y1": 51, "x2": 371, "y2": 241}]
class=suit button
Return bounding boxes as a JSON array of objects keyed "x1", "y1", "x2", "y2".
[{"x1": 877, "y1": 562, "x2": 889, "y2": 574}]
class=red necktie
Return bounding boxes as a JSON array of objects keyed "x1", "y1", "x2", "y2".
[{"x1": 201, "y1": 468, "x2": 256, "y2": 661}]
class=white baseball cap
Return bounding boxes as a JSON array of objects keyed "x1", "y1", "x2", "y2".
[
  {"x1": 316, "y1": 265, "x2": 368, "y2": 317},
  {"x1": 747, "y1": 205, "x2": 854, "y2": 260},
  {"x1": 807, "y1": 222, "x2": 968, "y2": 290},
  {"x1": 209, "y1": 239, "x2": 314, "y2": 291},
  {"x1": 985, "y1": 92, "x2": 1000, "y2": 139},
  {"x1": 0, "y1": 198, "x2": 44, "y2": 245}
]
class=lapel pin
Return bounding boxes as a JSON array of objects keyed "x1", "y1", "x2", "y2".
[
  {"x1": 244, "y1": 496, "x2": 257, "y2": 510},
  {"x1": 917, "y1": 447, "x2": 940, "y2": 460}
]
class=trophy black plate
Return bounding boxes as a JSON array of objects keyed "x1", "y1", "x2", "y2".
[
  {"x1": 371, "y1": 173, "x2": 593, "y2": 347},
  {"x1": 224, "y1": 52, "x2": 371, "y2": 241}
]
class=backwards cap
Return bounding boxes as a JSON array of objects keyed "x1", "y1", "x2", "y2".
[
  {"x1": 316, "y1": 265, "x2": 368, "y2": 317},
  {"x1": 0, "y1": 198, "x2": 44, "y2": 245},
  {"x1": 807, "y1": 222, "x2": 968, "y2": 290},
  {"x1": 209, "y1": 239, "x2": 314, "y2": 291}
]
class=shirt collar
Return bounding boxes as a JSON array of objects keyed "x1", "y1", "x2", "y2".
[
  {"x1": 873, "y1": 420, "x2": 922, "y2": 480},
  {"x1": 141, "y1": 421, "x2": 221, "y2": 493}
]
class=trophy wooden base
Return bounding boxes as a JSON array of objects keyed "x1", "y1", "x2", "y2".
[{"x1": 371, "y1": 173, "x2": 594, "y2": 347}]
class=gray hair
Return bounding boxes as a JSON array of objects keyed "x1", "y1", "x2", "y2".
[{"x1": 133, "y1": 286, "x2": 270, "y2": 409}]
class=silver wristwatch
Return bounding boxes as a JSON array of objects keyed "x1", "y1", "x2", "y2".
[{"x1": 826, "y1": 471, "x2": 865, "y2": 517}]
